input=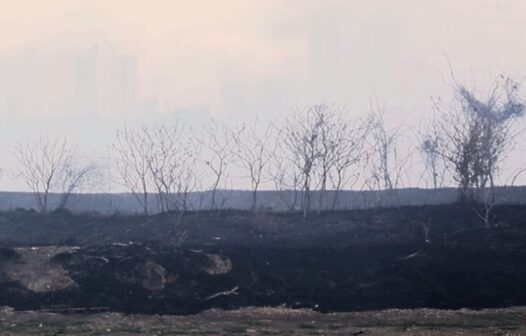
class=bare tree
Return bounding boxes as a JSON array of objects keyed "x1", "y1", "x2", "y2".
[
  {"x1": 426, "y1": 76, "x2": 525, "y2": 204},
  {"x1": 364, "y1": 110, "x2": 414, "y2": 207},
  {"x1": 367, "y1": 112, "x2": 411, "y2": 187},
  {"x1": 315, "y1": 106, "x2": 338, "y2": 212},
  {"x1": 283, "y1": 105, "x2": 326, "y2": 218},
  {"x1": 58, "y1": 158, "x2": 100, "y2": 210},
  {"x1": 312, "y1": 106, "x2": 368, "y2": 211},
  {"x1": 197, "y1": 120, "x2": 235, "y2": 210},
  {"x1": 176, "y1": 135, "x2": 202, "y2": 211},
  {"x1": 328, "y1": 118, "x2": 368, "y2": 210},
  {"x1": 508, "y1": 167, "x2": 526, "y2": 187},
  {"x1": 142, "y1": 123, "x2": 198, "y2": 212},
  {"x1": 276, "y1": 104, "x2": 368, "y2": 214},
  {"x1": 420, "y1": 134, "x2": 447, "y2": 189},
  {"x1": 143, "y1": 124, "x2": 178, "y2": 212},
  {"x1": 367, "y1": 112, "x2": 395, "y2": 190},
  {"x1": 112, "y1": 127, "x2": 152, "y2": 215},
  {"x1": 112, "y1": 123, "x2": 199, "y2": 214},
  {"x1": 15, "y1": 137, "x2": 98, "y2": 213},
  {"x1": 268, "y1": 142, "x2": 302, "y2": 211},
  {"x1": 232, "y1": 119, "x2": 277, "y2": 211},
  {"x1": 177, "y1": 161, "x2": 200, "y2": 211}
]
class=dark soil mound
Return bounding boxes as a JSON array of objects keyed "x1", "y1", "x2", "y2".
[{"x1": 0, "y1": 204, "x2": 525, "y2": 314}]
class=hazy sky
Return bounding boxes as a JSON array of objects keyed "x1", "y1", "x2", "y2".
[{"x1": 1, "y1": 0, "x2": 526, "y2": 190}]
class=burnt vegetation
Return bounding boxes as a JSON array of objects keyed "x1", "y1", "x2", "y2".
[
  {"x1": 0, "y1": 204, "x2": 524, "y2": 314},
  {"x1": 0, "y1": 76, "x2": 526, "y2": 315}
]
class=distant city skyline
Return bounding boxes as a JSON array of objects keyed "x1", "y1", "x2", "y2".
[{"x1": 1, "y1": 0, "x2": 526, "y2": 191}]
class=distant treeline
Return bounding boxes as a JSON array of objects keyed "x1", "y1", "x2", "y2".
[{"x1": 11, "y1": 76, "x2": 526, "y2": 218}]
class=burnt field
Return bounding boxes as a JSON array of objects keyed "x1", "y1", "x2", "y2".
[{"x1": 0, "y1": 204, "x2": 525, "y2": 314}]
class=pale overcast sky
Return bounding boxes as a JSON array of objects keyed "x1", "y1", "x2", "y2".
[{"x1": 1, "y1": 0, "x2": 526, "y2": 190}]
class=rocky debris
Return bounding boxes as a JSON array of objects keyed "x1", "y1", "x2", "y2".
[
  {"x1": 115, "y1": 260, "x2": 169, "y2": 291},
  {"x1": 4, "y1": 246, "x2": 77, "y2": 293},
  {"x1": 202, "y1": 254, "x2": 232, "y2": 275}
]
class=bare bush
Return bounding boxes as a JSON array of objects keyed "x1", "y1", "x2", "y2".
[
  {"x1": 112, "y1": 127, "x2": 152, "y2": 215},
  {"x1": 269, "y1": 139, "x2": 302, "y2": 211},
  {"x1": 197, "y1": 120, "x2": 235, "y2": 210},
  {"x1": 231, "y1": 120, "x2": 277, "y2": 211},
  {"x1": 15, "y1": 137, "x2": 99, "y2": 213},
  {"x1": 420, "y1": 134, "x2": 447, "y2": 189},
  {"x1": 143, "y1": 124, "x2": 197, "y2": 212},
  {"x1": 319, "y1": 110, "x2": 367, "y2": 210},
  {"x1": 112, "y1": 123, "x2": 199, "y2": 214},
  {"x1": 280, "y1": 104, "x2": 367, "y2": 216},
  {"x1": 283, "y1": 105, "x2": 325, "y2": 218},
  {"x1": 426, "y1": 76, "x2": 525, "y2": 204},
  {"x1": 364, "y1": 110, "x2": 414, "y2": 207}
]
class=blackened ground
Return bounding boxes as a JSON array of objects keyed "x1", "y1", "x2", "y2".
[
  {"x1": 0, "y1": 204, "x2": 524, "y2": 314},
  {"x1": 1, "y1": 204, "x2": 524, "y2": 248}
]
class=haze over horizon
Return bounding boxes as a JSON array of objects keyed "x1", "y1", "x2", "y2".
[{"x1": 1, "y1": 0, "x2": 526, "y2": 191}]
